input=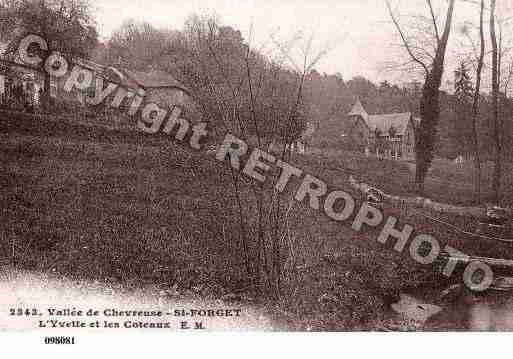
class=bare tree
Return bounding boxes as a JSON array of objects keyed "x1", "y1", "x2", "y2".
[
  {"x1": 159, "y1": 15, "x2": 325, "y2": 299},
  {"x1": 386, "y1": 0, "x2": 457, "y2": 192},
  {"x1": 492, "y1": 5, "x2": 513, "y2": 206},
  {"x1": 489, "y1": 0, "x2": 501, "y2": 205},
  {"x1": 469, "y1": 0, "x2": 485, "y2": 204}
]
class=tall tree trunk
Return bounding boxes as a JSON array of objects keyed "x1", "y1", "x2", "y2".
[
  {"x1": 470, "y1": 0, "x2": 485, "y2": 204},
  {"x1": 417, "y1": 76, "x2": 440, "y2": 192},
  {"x1": 490, "y1": 0, "x2": 501, "y2": 205},
  {"x1": 43, "y1": 72, "x2": 51, "y2": 112},
  {"x1": 415, "y1": 0, "x2": 456, "y2": 192}
]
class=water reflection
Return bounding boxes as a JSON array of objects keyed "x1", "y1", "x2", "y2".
[
  {"x1": 469, "y1": 302, "x2": 493, "y2": 330},
  {"x1": 427, "y1": 291, "x2": 513, "y2": 331},
  {"x1": 468, "y1": 296, "x2": 513, "y2": 330}
]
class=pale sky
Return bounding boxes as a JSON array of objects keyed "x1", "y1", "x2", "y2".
[{"x1": 92, "y1": 0, "x2": 512, "y2": 87}]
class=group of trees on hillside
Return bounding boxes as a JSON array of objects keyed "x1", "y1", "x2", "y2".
[
  {"x1": 2, "y1": 0, "x2": 512, "y2": 208},
  {"x1": 0, "y1": 1, "x2": 319, "y2": 297},
  {"x1": 94, "y1": 14, "x2": 322, "y2": 297},
  {"x1": 304, "y1": 72, "x2": 420, "y2": 127},
  {"x1": 305, "y1": 65, "x2": 512, "y2": 164}
]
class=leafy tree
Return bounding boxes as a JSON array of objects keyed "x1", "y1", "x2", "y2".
[
  {"x1": 346, "y1": 76, "x2": 377, "y2": 99},
  {"x1": 98, "y1": 19, "x2": 177, "y2": 71},
  {"x1": 0, "y1": 0, "x2": 98, "y2": 111},
  {"x1": 454, "y1": 61, "x2": 473, "y2": 104},
  {"x1": 379, "y1": 80, "x2": 391, "y2": 92},
  {"x1": 453, "y1": 60, "x2": 474, "y2": 155}
]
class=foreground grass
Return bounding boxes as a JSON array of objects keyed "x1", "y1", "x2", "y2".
[{"x1": 2, "y1": 112, "x2": 510, "y2": 330}]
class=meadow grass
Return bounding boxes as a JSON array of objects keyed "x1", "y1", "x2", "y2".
[{"x1": 1, "y1": 111, "x2": 511, "y2": 330}]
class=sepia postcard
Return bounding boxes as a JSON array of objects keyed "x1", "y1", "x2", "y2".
[{"x1": 1, "y1": 0, "x2": 513, "y2": 355}]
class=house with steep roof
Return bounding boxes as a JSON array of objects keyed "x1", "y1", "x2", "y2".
[
  {"x1": 0, "y1": 43, "x2": 43, "y2": 110},
  {"x1": 346, "y1": 98, "x2": 419, "y2": 161},
  {"x1": 0, "y1": 48, "x2": 193, "y2": 118}
]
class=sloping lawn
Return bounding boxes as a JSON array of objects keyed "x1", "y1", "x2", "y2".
[{"x1": 2, "y1": 111, "x2": 506, "y2": 330}]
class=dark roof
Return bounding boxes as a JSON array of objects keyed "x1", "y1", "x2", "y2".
[
  {"x1": 123, "y1": 70, "x2": 184, "y2": 89},
  {"x1": 66, "y1": 59, "x2": 141, "y2": 91},
  {"x1": 347, "y1": 98, "x2": 369, "y2": 122},
  {"x1": 367, "y1": 112, "x2": 412, "y2": 136},
  {"x1": 347, "y1": 99, "x2": 417, "y2": 136}
]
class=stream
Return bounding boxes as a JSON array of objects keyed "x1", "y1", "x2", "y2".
[
  {"x1": 392, "y1": 285, "x2": 513, "y2": 331},
  {"x1": 427, "y1": 290, "x2": 513, "y2": 330}
]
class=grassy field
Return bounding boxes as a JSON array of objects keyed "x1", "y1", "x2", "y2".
[
  {"x1": 306, "y1": 148, "x2": 513, "y2": 207},
  {"x1": 1, "y1": 111, "x2": 511, "y2": 330}
]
